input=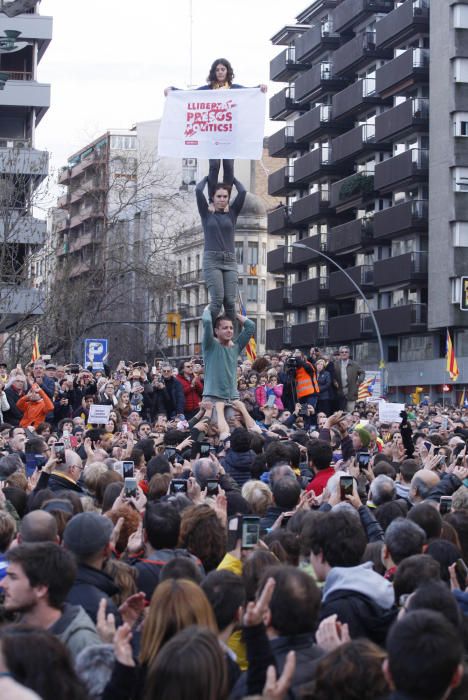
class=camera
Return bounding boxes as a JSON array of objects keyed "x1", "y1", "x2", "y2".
[{"x1": 286, "y1": 357, "x2": 298, "y2": 371}]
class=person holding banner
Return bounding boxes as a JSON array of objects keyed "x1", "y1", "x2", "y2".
[
  {"x1": 196, "y1": 175, "x2": 246, "y2": 327},
  {"x1": 164, "y1": 57, "x2": 267, "y2": 199}
]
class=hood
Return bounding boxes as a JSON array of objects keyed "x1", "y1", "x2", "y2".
[
  {"x1": 223, "y1": 449, "x2": 255, "y2": 472},
  {"x1": 74, "y1": 564, "x2": 119, "y2": 597},
  {"x1": 323, "y1": 561, "x2": 394, "y2": 610},
  {"x1": 48, "y1": 602, "x2": 91, "y2": 636}
]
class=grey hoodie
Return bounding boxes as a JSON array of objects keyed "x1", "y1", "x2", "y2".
[
  {"x1": 49, "y1": 602, "x2": 102, "y2": 658},
  {"x1": 322, "y1": 561, "x2": 395, "y2": 609}
]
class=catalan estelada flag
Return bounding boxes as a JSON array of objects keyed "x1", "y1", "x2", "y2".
[
  {"x1": 31, "y1": 332, "x2": 40, "y2": 363},
  {"x1": 446, "y1": 329, "x2": 459, "y2": 381},
  {"x1": 357, "y1": 375, "x2": 376, "y2": 401},
  {"x1": 238, "y1": 291, "x2": 257, "y2": 361}
]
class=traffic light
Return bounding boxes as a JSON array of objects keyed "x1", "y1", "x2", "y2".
[
  {"x1": 167, "y1": 313, "x2": 181, "y2": 339},
  {"x1": 461, "y1": 277, "x2": 468, "y2": 311}
]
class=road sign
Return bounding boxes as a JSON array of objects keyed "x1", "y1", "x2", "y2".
[{"x1": 84, "y1": 338, "x2": 108, "y2": 370}]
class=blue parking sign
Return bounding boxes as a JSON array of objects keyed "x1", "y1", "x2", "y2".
[{"x1": 84, "y1": 339, "x2": 108, "y2": 370}]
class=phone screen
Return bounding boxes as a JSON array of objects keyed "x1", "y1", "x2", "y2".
[
  {"x1": 199, "y1": 442, "x2": 211, "y2": 457},
  {"x1": 267, "y1": 394, "x2": 276, "y2": 408},
  {"x1": 164, "y1": 448, "x2": 177, "y2": 462},
  {"x1": 440, "y1": 496, "x2": 452, "y2": 515},
  {"x1": 25, "y1": 453, "x2": 37, "y2": 478},
  {"x1": 358, "y1": 452, "x2": 370, "y2": 470},
  {"x1": 54, "y1": 442, "x2": 66, "y2": 464},
  {"x1": 124, "y1": 477, "x2": 137, "y2": 497},
  {"x1": 170, "y1": 479, "x2": 188, "y2": 494},
  {"x1": 122, "y1": 461, "x2": 134, "y2": 479},
  {"x1": 241, "y1": 516, "x2": 260, "y2": 549},
  {"x1": 206, "y1": 479, "x2": 219, "y2": 497},
  {"x1": 340, "y1": 476, "x2": 354, "y2": 501}
]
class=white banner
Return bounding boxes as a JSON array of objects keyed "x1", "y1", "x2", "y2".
[
  {"x1": 378, "y1": 401, "x2": 405, "y2": 424},
  {"x1": 88, "y1": 404, "x2": 112, "y2": 425},
  {"x1": 157, "y1": 88, "x2": 266, "y2": 159}
]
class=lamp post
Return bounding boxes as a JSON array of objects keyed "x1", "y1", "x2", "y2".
[{"x1": 291, "y1": 242, "x2": 386, "y2": 396}]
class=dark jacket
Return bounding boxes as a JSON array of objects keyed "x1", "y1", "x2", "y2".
[
  {"x1": 320, "y1": 562, "x2": 396, "y2": 645},
  {"x1": 47, "y1": 471, "x2": 85, "y2": 494},
  {"x1": 67, "y1": 563, "x2": 120, "y2": 624},
  {"x1": 128, "y1": 548, "x2": 204, "y2": 602},
  {"x1": 260, "y1": 504, "x2": 291, "y2": 533},
  {"x1": 333, "y1": 359, "x2": 365, "y2": 401},
  {"x1": 427, "y1": 473, "x2": 463, "y2": 502},
  {"x1": 3, "y1": 386, "x2": 24, "y2": 425},
  {"x1": 232, "y1": 632, "x2": 323, "y2": 699},
  {"x1": 317, "y1": 369, "x2": 332, "y2": 400},
  {"x1": 161, "y1": 377, "x2": 185, "y2": 418},
  {"x1": 222, "y1": 449, "x2": 256, "y2": 487}
]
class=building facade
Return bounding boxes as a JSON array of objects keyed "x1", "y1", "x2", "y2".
[
  {"x1": 0, "y1": 2, "x2": 51, "y2": 353},
  {"x1": 266, "y1": 0, "x2": 468, "y2": 400}
]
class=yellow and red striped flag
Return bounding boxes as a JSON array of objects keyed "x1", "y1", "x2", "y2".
[
  {"x1": 460, "y1": 388, "x2": 466, "y2": 407},
  {"x1": 238, "y1": 291, "x2": 257, "y2": 361},
  {"x1": 31, "y1": 332, "x2": 40, "y2": 362},
  {"x1": 357, "y1": 375, "x2": 376, "y2": 401},
  {"x1": 446, "y1": 329, "x2": 459, "y2": 382}
]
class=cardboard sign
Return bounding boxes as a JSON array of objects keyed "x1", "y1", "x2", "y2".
[
  {"x1": 88, "y1": 404, "x2": 112, "y2": 424},
  {"x1": 378, "y1": 401, "x2": 405, "y2": 423}
]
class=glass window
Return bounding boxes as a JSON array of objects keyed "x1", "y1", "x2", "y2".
[
  {"x1": 400, "y1": 335, "x2": 434, "y2": 361},
  {"x1": 235, "y1": 241, "x2": 244, "y2": 265},
  {"x1": 247, "y1": 279, "x2": 258, "y2": 302},
  {"x1": 307, "y1": 306, "x2": 317, "y2": 322},
  {"x1": 247, "y1": 242, "x2": 259, "y2": 266}
]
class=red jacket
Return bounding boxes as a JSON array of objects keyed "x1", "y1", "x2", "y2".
[
  {"x1": 306, "y1": 466, "x2": 335, "y2": 496},
  {"x1": 176, "y1": 374, "x2": 203, "y2": 413}
]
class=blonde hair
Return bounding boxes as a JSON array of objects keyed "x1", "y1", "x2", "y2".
[
  {"x1": 82, "y1": 462, "x2": 109, "y2": 495},
  {"x1": 140, "y1": 578, "x2": 217, "y2": 665},
  {"x1": 242, "y1": 480, "x2": 273, "y2": 517}
]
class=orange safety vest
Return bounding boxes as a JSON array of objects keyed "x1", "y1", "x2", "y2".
[{"x1": 295, "y1": 362, "x2": 320, "y2": 398}]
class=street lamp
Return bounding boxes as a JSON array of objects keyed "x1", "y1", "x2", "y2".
[{"x1": 291, "y1": 242, "x2": 386, "y2": 396}]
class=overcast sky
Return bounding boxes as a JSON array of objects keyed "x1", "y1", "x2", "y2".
[{"x1": 36, "y1": 0, "x2": 306, "y2": 173}]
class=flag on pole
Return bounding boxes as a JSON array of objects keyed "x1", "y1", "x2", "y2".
[
  {"x1": 460, "y1": 388, "x2": 466, "y2": 407},
  {"x1": 31, "y1": 332, "x2": 40, "y2": 362},
  {"x1": 238, "y1": 291, "x2": 257, "y2": 361},
  {"x1": 357, "y1": 375, "x2": 376, "y2": 401},
  {"x1": 446, "y1": 329, "x2": 459, "y2": 381}
]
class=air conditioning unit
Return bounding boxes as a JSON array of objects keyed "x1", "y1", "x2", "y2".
[{"x1": 183, "y1": 158, "x2": 197, "y2": 167}]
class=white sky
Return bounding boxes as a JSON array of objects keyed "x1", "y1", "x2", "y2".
[{"x1": 36, "y1": 0, "x2": 306, "y2": 173}]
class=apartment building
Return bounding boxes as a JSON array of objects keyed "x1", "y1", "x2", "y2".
[
  {"x1": 0, "y1": 3, "x2": 51, "y2": 343},
  {"x1": 267, "y1": 0, "x2": 468, "y2": 398}
]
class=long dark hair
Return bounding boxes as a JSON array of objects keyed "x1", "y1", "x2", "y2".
[
  {"x1": 207, "y1": 58, "x2": 234, "y2": 86},
  {"x1": 0, "y1": 624, "x2": 88, "y2": 700}
]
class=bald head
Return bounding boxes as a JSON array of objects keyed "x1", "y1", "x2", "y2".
[
  {"x1": 410, "y1": 469, "x2": 440, "y2": 504},
  {"x1": 19, "y1": 510, "x2": 58, "y2": 543}
]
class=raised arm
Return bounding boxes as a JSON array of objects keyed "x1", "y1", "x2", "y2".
[
  {"x1": 230, "y1": 178, "x2": 247, "y2": 216},
  {"x1": 195, "y1": 177, "x2": 209, "y2": 218},
  {"x1": 202, "y1": 306, "x2": 215, "y2": 351}
]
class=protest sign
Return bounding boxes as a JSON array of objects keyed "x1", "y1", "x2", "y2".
[
  {"x1": 378, "y1": 401, "x2": 405, "y2": 423},
  {"x1": 88, "y1": 404, "x2": 112, "y2": 424}
]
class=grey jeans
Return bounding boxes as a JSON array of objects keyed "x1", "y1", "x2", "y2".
[{"x1": 203, "y1": 250, "x2": 238, "y2": 325}]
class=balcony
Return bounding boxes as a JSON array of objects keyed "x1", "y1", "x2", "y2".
[
  {"x1": 0, "y1": 285, "x2": 44, "y2": 320},
  {"x1": 267, "y1": 286, "x2": 293, "y2": 312},
  {"x1": 293, "y1": 146, "x2": 337, "y2": 184},
  {"x1": 294, "y1": 104, "x2": 345, "y2": 144},
  {"x1": 0, "y1": 79, "x2": 50, "y2": 124},
  {"x1": 268, "y1": 205, "x2": 290, "y2": 235},
  {"x1": 375, "y1": 98, "x2": 429, "y2": 143},
  {"x1": 333, "y1": 77, "x2": 387, "y2": 121},
  {"x1": 374, "y1": 148, "x2": 428, "y2": 193},
  {"x1": 178, "y1": 269, "x2": 203, "y2": 285},
  {"x1": 373, "y1": 251, "x2": 427, "y2": 287},
  {"x1": 268, "y1": 165, "x2": 295, "y2": 196},
  {"x1": 333, "y1": 0, "x2": 394, "y2": 35},
  {"x1": 295, "y1": 62, "x2": 349, "y2": 104},
  {"x1": 290, "y1": 190, "x2": 333, "y2": 226},
  {"x1": 268, "y1": 246, "x2": 287, "y2": 274},
  {"x1": 270, "y1": 45, "x2": 309, "y2": 82},
  {"x1": 291, "y1": 276, "x2": 330, "y2": 306},
  {"x1": 375, "y1": 48, "x2": 429, "y2": 98},
  {"x1": 269, "y1": 125, "x2": 298, "y2": 158},
  {"x1": 295, "y1": 22, "x2": 341, "y2": 63},
  {"x1": 373, "y1": 199, "x2": 428, "y2": 240},
  {"x1": 0, "y1": 146, "x2": 48, "y2": 181},
  {"x1": 328, "y1": 313, "x2": 374, "y2": 343},
  {"x1": 328, "y1": 217, "x2": 373, "y2": 254},
  {"x1": 333, "y1": 32, "x2": 393, "y2": 77},
  {"x1": 330, "y1": 171, "x2": 375, "y2": 210},
  {"x1": 0, "y1": 212, "x2": 46, "y2": 245},
  {"x1": 291, "y1": 320, "x2": 323, "y2": 347},
  {"x1": 331, "y1": 123, "x2": 389, "y2": 165},
  {"x1": 270, "y1": 86, "x2": 302, "y2": 120},
  {"x1": 376, "y1": 0, "x2": 430, "y2": 50},
  {"x1": 374, "y1": 303, "x2": 427, "y2": 335},
  {"x1": 291, "y1": 234, "x2": 328, "y2": 265},
  {"x1": 329, "y1": 264, "x2": 374, "y2": 297},
  {"x1": 266, "y1": 326, "x2": 291, "y2": 350}
]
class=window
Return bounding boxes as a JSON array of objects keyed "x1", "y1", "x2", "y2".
[
  {"x1": 261, "y1": 243, "x2": 267, "y2": 266},
  {"x1": 247, "y1": 278, "x2": 258, "y2": 302},
  {"x1": 307, "y1": 306, "x2": 317, "y2": 322},
  {"x1": 454, "y1": 4, "x2": 468, "y2": 28},
  {"x1": 453, "y1": 167, "x2": 468, "y2": 191},
  {"x1": 453, "y1": 58, "x2": 468, "y2": 83},
  {"x1": 400, "y1": 336, "x2": 434, "y2": 361},
  {"x1": 452, "y1": 222, "x2": 468, "y2": 247},
  {"x1": 235, "y1": 241, "x2": 244, "y2": 265},
  {"x1": 247, "y1": 242, "x2": 259, "y2": 266},
  {"x1": 453, "y1": 112, "x2": 468, "y2": 137},
  {"x1": 182, "y1": 158, "x2": 197, "y2": 185},
  {"x1": 260, "y1": 318, "x2": 266, "y2": 345},
  {"x1": 260, "y1": 279, "x2": 266, "y2": 303},
  {"x1": 451, "y1": 277, "x2": 462, "y2": 304}
]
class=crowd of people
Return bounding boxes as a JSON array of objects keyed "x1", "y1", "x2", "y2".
[{"x1": 0, "y1": 344, "x2": 467, "y2": 700}]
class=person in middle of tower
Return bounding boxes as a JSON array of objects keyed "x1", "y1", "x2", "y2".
[{"x1": 196, "y1": 174, "x2": 246, "y2": 327}]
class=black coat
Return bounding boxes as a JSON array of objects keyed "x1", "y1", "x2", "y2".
[
  {"x1": 222, "y1": 449, "x2": 256, "y2": 487},
  {"x1": 3, "y1": 386, "x2": 24, "y2": 425},
  {"x1": 319, "y1": 589, "x2": 397, "y2": 645},
  {"x1": 67, "y1": 563, "x2": 120, "y2": 624}
]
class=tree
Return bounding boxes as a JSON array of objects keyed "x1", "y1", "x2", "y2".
[{"x1": 39, "y1": 145, "x2": 195, "y2": 364}]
